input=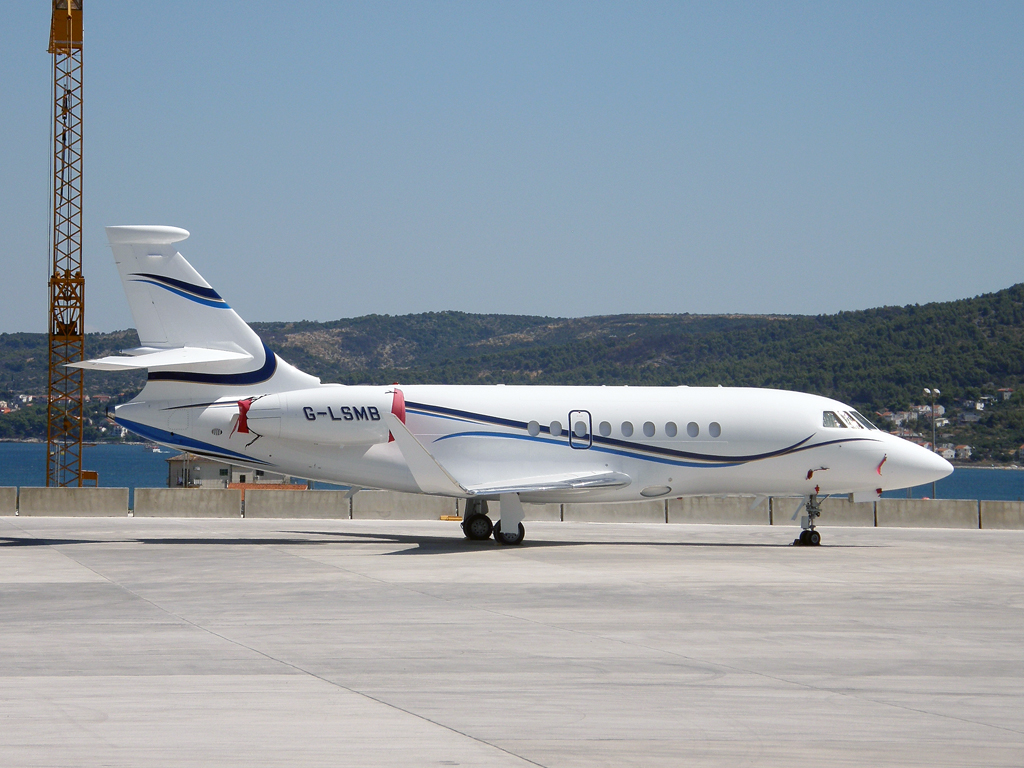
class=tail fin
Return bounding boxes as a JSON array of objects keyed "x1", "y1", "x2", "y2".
[
  {"x1": 107, "y1": 225, "x2": 256, "y2": 352},
  {"x1": 73, "y1": 225, "x2": 318, "y2": 394}
]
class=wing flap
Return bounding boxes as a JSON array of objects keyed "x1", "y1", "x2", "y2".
[
  {"x1": 67, "y1": 346, "x2": 253, "y2": 371},
  {"x1": 464, "y1": 471, "x2": 632, "y2": 497}
]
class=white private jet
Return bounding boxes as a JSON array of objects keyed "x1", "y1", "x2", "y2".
[{"x1": 75, "y1": 226, "x2": 952, "y2": 545}]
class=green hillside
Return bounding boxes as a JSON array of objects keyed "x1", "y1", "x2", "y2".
[{"x1": 2, "y1": 284, "x2": 1024, "y2": 458}]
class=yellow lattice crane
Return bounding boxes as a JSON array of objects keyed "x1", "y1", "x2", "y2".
[{"x1": 46, "y1": 0, "x2": 86, "y2": 487}]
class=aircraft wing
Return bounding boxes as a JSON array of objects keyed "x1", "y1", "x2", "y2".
[
  {"x1": 384, "y1": 412, "x2": 631, "y2": 497},
  {"x1": 68, "y1": 346, "x2": 253, "y2": 371}
]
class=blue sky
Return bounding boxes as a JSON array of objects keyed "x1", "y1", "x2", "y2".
[{"x1": 1, "y1": 2, "x2": 1022, "y2": 332}]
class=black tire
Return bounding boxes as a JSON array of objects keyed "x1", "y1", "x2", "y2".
[
  {"x1": 493, "y1": 520, "x2": 525, "y2": 545},
  {"x1": 798, "y1": 529, "x2": 811, "y2": 545},
  {"x1": 808, "y1": 530, "x2": 821, "y2": 546},
  {"x1": 463, "y1": 513, "x2": 493, "y2": 541}
]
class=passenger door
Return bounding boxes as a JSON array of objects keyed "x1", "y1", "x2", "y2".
[{"x1": 568, "y1": 409, "x2": 592, "y2": 449}]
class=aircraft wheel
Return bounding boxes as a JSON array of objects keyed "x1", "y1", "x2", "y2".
[
  {"x1": 798, "y1": 530, "x2": 811, "y2": 546},
  {"x1": 462, "y1": 513, "x2": 493, "y2": 541},
  {"x1": 808, "y1": 530, "x2": 821, "y2": 546},
  {"x1": 493, "y1": 520, "x2": 525, "y2": 545}
]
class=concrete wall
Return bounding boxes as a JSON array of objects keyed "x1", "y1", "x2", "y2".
[
  {"x1": 563, "y1": 500, "x2": 666, "y2": 523},
  {"x1": 668, "y1": 496, "x2": 770, "y2": 525},
  {"x1": 0, "y1": 487, "x2": 16, "y2": 515},
  {"x1": 875, "y1": 498, "x2": 979, "y2": 529},
  {"x1": 7, "y1": 485, "x2": 1021, "y2": 530},
  {"x1": 18, "y1": 487, "x2": 129, "y2": 517},
  {"x1": 245, "y1": 490, "x2": 351, "y2": 519},
  {"x1": 134, "y1": 488, "x2": 242, "y2": 518},
  {"x1": 980, "y1": 501, "x2": 1024, "y2": 530},
  {"x1": 456, "y1": 499, "x2": 562, "y2": 522},
  {"x1": 352, "y1": 490, "x2": 458, "y2": 520},
  {"x1": 770, "y1": 497, "x2": 876, "y2": 527}
]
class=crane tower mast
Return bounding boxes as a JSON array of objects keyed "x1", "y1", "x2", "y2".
[{"x1": 46, "y1": 0, "x2": 85, "y2": 487}]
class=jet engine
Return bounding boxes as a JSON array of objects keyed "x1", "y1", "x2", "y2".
[{"x1": 242, "y1": 386, "x2": 399, "y2": 446}]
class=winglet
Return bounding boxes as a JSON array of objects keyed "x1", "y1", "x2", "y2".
[{"x1": 384, "y1": 413, "x2": 466, "y2": 496}]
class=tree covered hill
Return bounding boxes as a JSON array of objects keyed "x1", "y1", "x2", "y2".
[{"x1": 2, "y1": 282, "x2": 1023, "y2": 423}]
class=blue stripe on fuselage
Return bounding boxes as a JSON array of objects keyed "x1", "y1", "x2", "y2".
[{"x1": 115, "y1": 416, "x2": 272, "y2": 465}]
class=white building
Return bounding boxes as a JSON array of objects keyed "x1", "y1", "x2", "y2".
[{"x1": 166, "y1": 453, "x2": 300, "y2": 488}]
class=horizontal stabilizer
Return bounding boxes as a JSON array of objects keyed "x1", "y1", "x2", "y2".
[{"x1": 68, "y1": 346, "x2": 253, "y2": 371}]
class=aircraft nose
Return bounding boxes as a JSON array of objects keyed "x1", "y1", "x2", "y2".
[{"x1": 882, "y1": 438, "x2": 954, "y2": 490}]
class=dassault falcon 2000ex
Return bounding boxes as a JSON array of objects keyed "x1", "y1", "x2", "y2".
[{"x1": 74, "y1": 226, "x2": 953, "y2": 546}]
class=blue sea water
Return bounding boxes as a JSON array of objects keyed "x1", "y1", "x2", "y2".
[
  {"x1": 0, "y1": 443, "x2": 347, "y2": 504},
  {"x1": 1, "y1": 441, "x2": 1023, "y2": 501}
]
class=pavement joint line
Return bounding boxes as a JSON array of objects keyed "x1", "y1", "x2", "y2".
[
  {"x1": 7, "y1": 518, "x2": 1022, "y2": 744},
  {"x1": 1, "y1": 516, "x2": 548, "y2": 768},
  {"x1": 240, "y1": 520, "x2": 1024, "y2": 740},
  {"x1": 166, "y1": 518, "x2": 1024, "y2": 738}
]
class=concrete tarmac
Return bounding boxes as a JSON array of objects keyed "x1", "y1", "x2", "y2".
[{"x1": 0, "y1": 517, "x2": 1021, "y2": 767}]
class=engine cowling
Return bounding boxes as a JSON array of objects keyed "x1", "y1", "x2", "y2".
[{"x1": 244, "y1": 386, "x2": 397, "y2": 445}]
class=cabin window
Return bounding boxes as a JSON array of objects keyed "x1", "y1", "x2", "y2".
[
  {"x1": 822, "y1": 411, "x2": 845, "y2": 428},
  {"x1": 550, "y1": 420, "x2": 562, "y2": 437},
  {"x1": 527, "y1": 420, "x2": 540, "y2": 437},
  {"x1": 665, "y1": 421, "x2": 677, "y2": 437},
  {"x1": 709, "y1": 422, "x2": 721, "y2": 438},
  {"x1": 574, "y1": 421, "x2": 588, "y2": 438},
  {"x1": 643, "y1": 421, "x2": 656, "y2": 437},
  {"x1": 599, "y1": 421, "x2": 611, "y2": 437},
  {"x1": 687, "y1": 421, "x2": 699, "y2": 438},
  {"x1": 621, "y1": 421, "x2": 634, "y2": 437}
]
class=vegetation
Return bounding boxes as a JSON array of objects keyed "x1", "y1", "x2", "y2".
[{"x1": 3, "y1": 283, "x2": 1024, "y2": 460}]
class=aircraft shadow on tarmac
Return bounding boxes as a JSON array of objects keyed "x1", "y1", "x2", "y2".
[{"x1": 0, "y1": 528, "x2": 873, "y2": 553}]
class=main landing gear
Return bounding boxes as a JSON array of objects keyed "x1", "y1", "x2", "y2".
[
  {"x1": 462, "y1": 499, "x2": 493, "y2": 541},
  {"x1": 795, "y1": 494, "x2": 823, "y2": 546},
  {"x1": 461, "y1": 494, "x2": 527, "y2": 545},
  {"x1": 493, "y1": 520, "x2": 525, "y2": 545}
]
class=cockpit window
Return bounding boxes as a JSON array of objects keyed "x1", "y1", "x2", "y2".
[
  {"x1": 822, "y1": 411, "x2": 845, "y2": 428},
  {"x1": 837, "y1": 412, "x2": 862, "y2": 429},
  {"x1": 848, "y1": 410, "x2": 878, "y2": 430}
]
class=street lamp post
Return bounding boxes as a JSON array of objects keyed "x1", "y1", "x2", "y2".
[{"x1": 924, "y1": 387, "x2": 940, "y2": 498}]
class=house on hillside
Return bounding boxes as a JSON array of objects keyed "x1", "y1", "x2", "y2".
[
  {"x1": 939, "y1": 447, "x2": 956, "y2": 460},
  {"x1": 999, "y1": 388, "x2": 1014, "y2": 401},
  {"x1": 960, "y1": 412, "x2": 982, "y2": 424},
  {"x1": 893, "y1": 411, "x2": 915, "y2": 426},
  {"x1": 955, "y1": 445, "x2": 973, "y2": 460}
]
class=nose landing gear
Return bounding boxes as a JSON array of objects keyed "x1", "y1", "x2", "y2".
[{"x1": 794, "y1": 494, "x2": 822, "y2": 546}]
